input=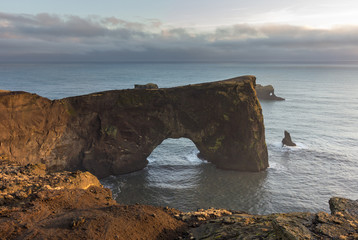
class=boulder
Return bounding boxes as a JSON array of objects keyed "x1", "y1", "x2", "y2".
[
  {"x1": 282, "y1": 130, "x2": 296, "y2": 146},
  {"x1": 255, "y1": 84, "x2": 285, "y2": 101},
  {"x1": 0, "y1": 76, "x2": 268, "y2": 178}
]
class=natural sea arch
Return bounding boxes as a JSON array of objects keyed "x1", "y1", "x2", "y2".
[
  {"x1": 148, "y1": 138, "x2": 203, "y2": 166},
  {"x1": 0, "y1": 76, "x2": 268, "y2": 178}
]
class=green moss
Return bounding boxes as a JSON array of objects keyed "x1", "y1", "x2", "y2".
[
  {"x1": 66, "y1": 105, "x2": 77, "y2": 116},
  {"x1": 209, "y1": 136, "x2": 225, "y2": 151},
  {"x1": 101, "y1": 125, "x2": 118, "y2": 137},
  {"x1": 59, "y1": 100, "x2": 77, "y2": 117}
]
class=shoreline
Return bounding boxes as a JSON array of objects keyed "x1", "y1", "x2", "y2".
[{"x1": 1, "y1": 161, "x2": 357, "y2": 239}]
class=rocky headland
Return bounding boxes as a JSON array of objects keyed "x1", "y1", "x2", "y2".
[
  {"x1": 0, "y1": 75, "x2": 267, "y2": 178},
  {"x1": 1, "y1": 161, "x2": 357, "y2": 240}
]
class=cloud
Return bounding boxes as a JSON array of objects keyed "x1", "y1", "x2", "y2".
[{"x1": 1, "y1": 12, "x2": 358, "y2": 62}]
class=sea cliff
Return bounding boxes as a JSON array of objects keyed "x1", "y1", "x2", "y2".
[{"x1": 0, "y1": 75, "x2": 268, "y2": 178}]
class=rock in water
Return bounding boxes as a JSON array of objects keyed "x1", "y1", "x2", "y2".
[
  {"x1": 282, "y1": 130, "x2": 296, "y2": 146},
  {"x1": 255, "y1": 84, "x2": 285, "y2": 101},
  {"x1": 0, "y1": 76, "x2": 268, "y2": 178}
]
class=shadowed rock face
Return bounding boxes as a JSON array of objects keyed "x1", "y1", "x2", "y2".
[
  {"x1": 134, "y1": 83, "x2": 158, "y2": 89},
  {"x1": 0, "y1": 75, "x2": 268, "y2": 178},
  {"x1": 282, "y1": 130, "x2": 296, "y2": 147},
  {"x1": 255, "y1": 84, "x2": 285, "y2": 101}
]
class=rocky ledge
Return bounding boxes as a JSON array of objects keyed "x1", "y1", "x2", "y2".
[
  {"x1": 0, "y1": 75, "x2": 268, "y2": 178},
  {"x1": 1, "y1": 161, "x2": 357, "y2": 240}
]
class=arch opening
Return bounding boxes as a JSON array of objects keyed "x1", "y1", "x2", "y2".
[{"x1": 147, "y1": 138, "x2": 206, "y2": 167}]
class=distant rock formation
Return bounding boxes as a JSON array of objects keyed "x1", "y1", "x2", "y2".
[
  {"x1": 0, "y1": 75, "x2": 268, "y2": 178},
  {"x1": 134, "y1": 83, "x2": 158, "y2": 89},
  {"x1": 255, "y1": 84, "x2": 285, "y2": 101},
  {"x1": 282, "y1": 130, "x2": 296, "y2": 146}
]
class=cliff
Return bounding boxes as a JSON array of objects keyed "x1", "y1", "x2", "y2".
[{"x1": 0, "y1": 75, "x2": 268, "y2": 178}]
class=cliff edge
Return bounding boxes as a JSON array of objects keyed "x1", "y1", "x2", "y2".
[{"x1": 0, "y1": 75, "x2": 268, "y2": 178}]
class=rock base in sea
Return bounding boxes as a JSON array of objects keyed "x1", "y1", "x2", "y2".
[
  {"x1": 282, "y1": 130, "x2": 296, "y2": 146},
  {"x1": 256, "y1": 84, "x2": 285, "y2": 101},
  {"x1": 1, "y1": 161, "x2": 357, "y2": 240}
]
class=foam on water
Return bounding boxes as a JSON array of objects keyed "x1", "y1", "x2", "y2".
[
  {"x1": 184, "y1": 149, "x2": 207, "y2": 164},
  {"x1": 270, "y1": 142, "x2": 308, "y2": 152}
]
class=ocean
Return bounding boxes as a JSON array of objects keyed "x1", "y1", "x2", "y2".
[{"x1": 1, "y1": 62, "x2": 357, "y2": 214}]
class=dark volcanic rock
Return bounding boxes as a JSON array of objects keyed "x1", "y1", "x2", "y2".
[
  {"x1": 255, "y1": 84, "x2": 285, "y2": 101},
  {"x1": 329, "y1": 197, "x2": 358, "y2": 218},
  {"x1": 282, "y1": 130, "x2": 296, "y2": 147},
  {"x1": 134, "y1": 83, "x2": 158, "y2": 89},
  {"x1": 0, "y1": 75, "x2": 268, "y2": 178},
  {"x1": 178, "y1": 199, "x2": 358, "y2": 240}
]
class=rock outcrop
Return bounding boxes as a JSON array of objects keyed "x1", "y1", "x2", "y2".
[
  {"x1": 134, "y1": 83, "x2": 158, "y2": 89},
  {"x1": 0, "y1": 161, "x2": 185, "y2": 240},
  {"x1": 1, "y1": 161, "x2": 357, "y2": 239},
  {"x1": 179, "y1": 199, "x2": 358, "y2": 239},
  {"x1": 282, "y1": 130, "x2": 296, "y2": 146},
  {"x1": 255, "y1": 84, "x2": 285, "y2": 101},
  {"x1": 0, "y1": 75, "x2": 268, "y2": 178}
]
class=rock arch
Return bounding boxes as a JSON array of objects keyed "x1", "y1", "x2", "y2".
[{"x1": 0, "y1": 76, "x2": 268, "y2": 178}]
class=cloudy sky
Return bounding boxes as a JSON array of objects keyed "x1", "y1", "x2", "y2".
[{"x1": 1, "y1": 0, "x2": 358, "y2": 62}]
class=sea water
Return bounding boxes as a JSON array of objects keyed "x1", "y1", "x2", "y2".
[{"x1": 1, "y1": 62, "x2": 357, "y2": 214}]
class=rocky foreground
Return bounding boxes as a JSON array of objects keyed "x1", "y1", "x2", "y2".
[{"x1": 1, "y1": 161, "x2": 358, "y2": 240}]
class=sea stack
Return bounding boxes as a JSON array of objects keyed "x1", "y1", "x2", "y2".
[{"x1": 282, "y1": 130, "x2": 296, "y2": 146}]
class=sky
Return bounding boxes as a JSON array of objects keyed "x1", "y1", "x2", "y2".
[{"x1": 1, "y1": 0, "x2": 358, "y2": 62}]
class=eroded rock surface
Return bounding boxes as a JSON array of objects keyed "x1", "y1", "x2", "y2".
[
  {"x1": 256, "y1": 84, "x2": 285, "y2": 101},
  {"x1": 1, "y1": 161, "x2": 357, "y2": 240},
  {"x1": 282, "y1": 130, "x2": 296, "y2": 147},
  {"x1": 134, "y1": 83, "x2": 158, "y2": 89},
  {"x1": 179, "y1": 201, "x2": 358, "y2": 239},
  {"x1": 0, "y1": 161, "x2": 185, "y2": 240},
  {"x1": 0, "y1": 75, "x2": 268, "y2": 178}
]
